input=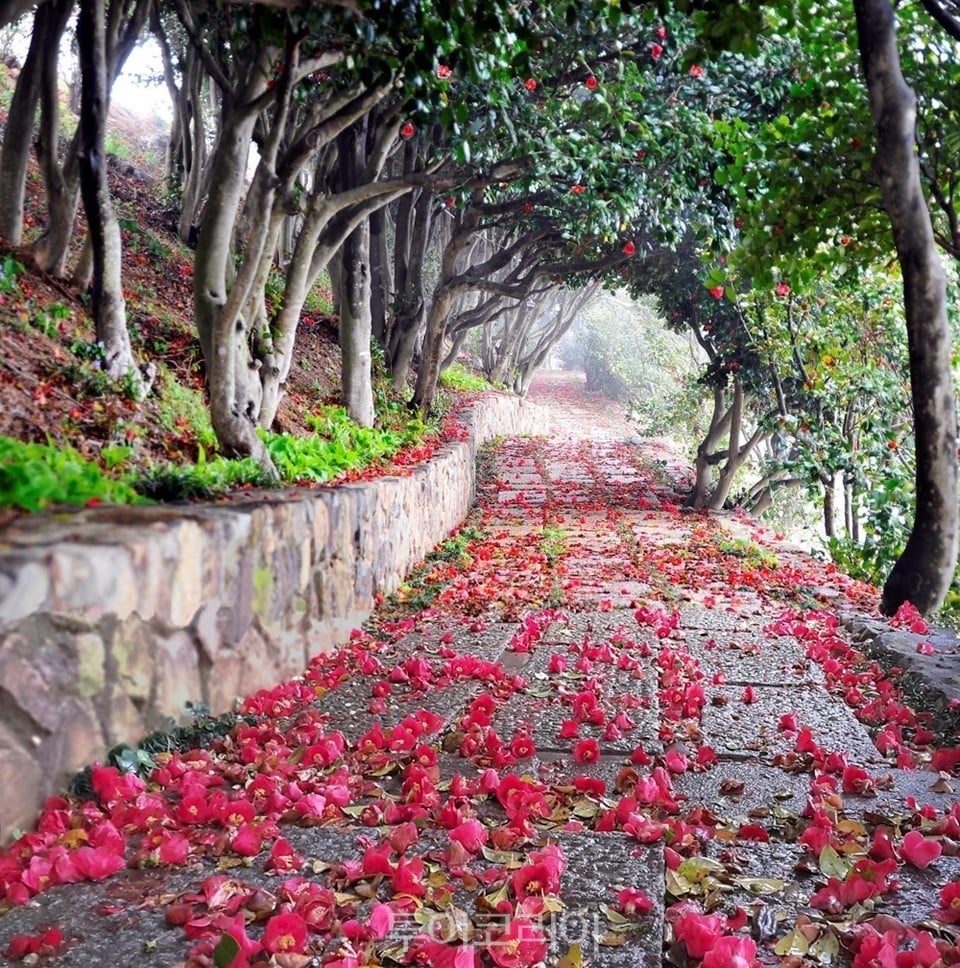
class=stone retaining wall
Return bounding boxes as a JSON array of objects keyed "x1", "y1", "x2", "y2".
[{"x1": 0, "y1": 394, "x2": 547, "y2": 840}]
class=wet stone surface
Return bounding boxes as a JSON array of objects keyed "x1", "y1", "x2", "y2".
[
  {"x1": 683, "y1": 628, "x2": 826, "y2": 687},
  {"x1": 680, "y1": 605, "x2": 768, "y2": 632},
  {"x1": 492, "y1": 693, "x2": 659, "y2": 755},
  {"x1": 701, "y1": 685, "x2": 881, "y2": 765},
  {"x1": 554, "y1": 832, "x2": 664, "y2": 968},
  {"x1": 835, "y1": 766, "x2": 960, "y2": 821},
  {"x1": 388, "y1": 622, "x2": 519, "y2": 663},
  {"x1": 881, "y1": 854, "x2": 960, "y2": 926},
  {"x1": 673, "y1": 762, "x2": 810, "y2": 821},
  {"x1": 0, "y1": 865, "x2": 204, "y2": 966},
  {"x1": 697, "y1": 839, "x2": 816, "y2": 965},
  {"x1": 545, "y1": 612, "x2": 648, "y2": 647},
  {"x1": 315, "y1": 679, "x2": 476, "y2": 741},
  {"x1": 536, "y1": 752, "x2": 632, "y2": 791}
]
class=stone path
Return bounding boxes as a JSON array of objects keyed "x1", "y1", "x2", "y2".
[{"x1": 1, "y1": 371, "x2": 959, "y2": 966}]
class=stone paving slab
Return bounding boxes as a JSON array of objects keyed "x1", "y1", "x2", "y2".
[
  {"x1": 0, "y1": 864, "x2": 206, "y2": 966},
  {"x1": 555, "y1": 832, "x2": 664, "y2": 968},
  {"x1": 517, "y1": 658, "x2": 657, "y2": 704},
  {"x1": 839, "y1": 766, "x2": 960, "y2": 820},
  {"x1": 682, "y1": 628, "x2": 826, "y2": 686},
  {"x1": 492, "y1": 693, "x2": 658, "y2": 755},
  {"x1": 316, "y1": 679, "x2": 477, "y2": 740},
  {"x1": 673, "y1": 762, "x2": 810, "y2": 821},
  {"x1": 497, "y1": 490, "x2": 550, "y2": 505},
  {"x1": 311, "y1": 623, "x2": 520, "y2": 739},
  {"x1": 701, "y1": 685, "x2": 881, "y2": 765},
  {"x1": 694, "y1": 840, "x2": 816, "y2": 965},
  {"x1": 536, "y1": 752, "x2": 633, "y2": 792},
  {"x1": 0, "y1": 827, "x2": 370, "y2": 964},
  {"x1": 377, "y1": 621, "x2": 519, "y2": 662},
  {"x1": 680, "y1": 605, "x2": 769, "y2": 632},
  {"x1": 544, "y1": 611, "x2": 648, "y2": 646},
  {"x1": 694, "y1": 841, "x2": 960, "y2": 961},
  {"x1": 560, "y1": 583, "x2": 647, "y2": 609},
  {"x1": 880, "y1": 854, "x2": 960, "y2": 926}
]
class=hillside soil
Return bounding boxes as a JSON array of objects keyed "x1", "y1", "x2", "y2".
[{"x1": 0, "y1": 79, "x2": 347, "y2": 484}]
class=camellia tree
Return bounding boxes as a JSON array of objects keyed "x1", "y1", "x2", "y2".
[{"x1": 709, "y1": 0, "x2": 959, "y2": 614}]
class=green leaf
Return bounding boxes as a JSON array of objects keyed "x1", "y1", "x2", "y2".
[
  {"x1": 817, "y1": 844, "x2": 850, "y2": 879},
  {"x1": 213, "y1": 933, "x2": 240, "y2": 968}
]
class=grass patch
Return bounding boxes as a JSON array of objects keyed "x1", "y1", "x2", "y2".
[
  {"x1": 540, "y1": 525, "x2": 568, "y2": 565},
  {"x1": 156, "y1": 365, "x2": 217, "y2": 450},
  {"x1": 0, "y1": 436, "x2": 147, "y2": 510},
  {"x1": 266, "y1": 405, "x2": 423, "y2": 484},
  {"x1": 439, "y1": 363, "x2": 490, "y2": 392},
  {"x1": 715, "y1": 534, "x2": 779, "y2": 570},
  {"x1": 134, "y1": 454, "x2": 272, "y2": 501}
]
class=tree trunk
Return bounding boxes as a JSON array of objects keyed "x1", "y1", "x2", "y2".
[
  {"x1": 855, "y1": 0, "x2": 959, "y2": 615},
  {"x1": 153, "y1": 10, "x2": 208, "y2": 244},
  {"x1": 0, "y1": 0, "x2": 73, "y2": 243},
  {"x1": 76, "y1": 0, "x2": 144, "y2": 393},
  {"x1": 0, "y1": 0, "x2": 35, "y2": 30},
  {"x1": 369, "y1": 204, "x2": 391, "y2": 345},
  {"x1": 28, "y1": 0, "x2": 81, "y2": 275},
  {"x1": 687, "y1": 386, "x2": 731, "y2": 509},
  {"x1": 337, "y1": 120, "x2": 374, "y2": 427},
  {"x1": 709, "y1": 379, "x2": 745, "y2": 511},
  {"x1": 34, "y1": 0, "x2": 149, "y2": 277},
  {"x1": 388, "y1": 187, "x2": 433, "y2": 387},
  {"x1": 412, "y1": 285, "x2": 455, "y2": 415},
  {"x1": 822, "y1": 474, "x2": 836, "y2": 539},
  {"x1": 193, "y1": 50, "x2": 277, "y2": 470}
]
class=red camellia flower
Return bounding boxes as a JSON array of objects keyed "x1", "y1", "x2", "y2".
[
  {"x1": 573, "y1": 738, "x2": 600, "y2": 763},
  {"x1": 450, "y1": 819, "x2": 488, "y2": 854},
  {"x1": 400, "y1": 122, "x2": 415, "y2": 138},
  {"x1": 689, "y1": 64, "x2": 705, "y2": 78},
  {"x1": 525, "y1": 78, "x2": 537, "y2": 91},
  {"x1": 841, "y1": 765, "x2": 876, "y2": 796},
  {"x1": 571, "y1": 184, "x2": 585, "y2": 195},
  {"x1": 623, "y1": 241, "x2": 636, "y2": 256},
  {"x1": 700, "y1": 935, "x2": 757, "y2": 968},
  {"x1": 72, "y1": 845, "x2": 126, "y2": 881},
  {"x1": 488, "y1": 918, "x2": 547, "y2": 968},
  {"x1": 650, "y1": 43, "x2": 664, "y2": 60},
  {"x1": 585, "y1": 75, "x2": 598, "y2": 90},
  {"x1": 510, "y1": 733, "x2": 536, "y2": 759},
  {"x1": 672, "y1": 906, "x2": 725, "y2": 958},
  {"x1": 663, "y1": 749, "x2": 688, "y2": 773},
  {"x1": 262, "y1": 911, "x2": 308, "y2": 954},
  {"x1": 778, "y1": 711, "x2": 798, "y2": 732},
  {"x1": 266, "y1": 837, "x2": 302, "y2": 873},
  {"x1": 900, "y1": 830, "x2": 942, "y2": 869},
  {"x1": 616, "y1": 886, "x2": 654, "y2": 917},
  {"x1": 937, "y1": 880, "x2": 960, "y2": 923},
  {"x1": 437, "y1": 64, "x2": 452, "y2": 79},
  {"x1": 775, "y1": 281, "x2": 791, "y2": 297},
  {"x1": 656, "y1": 25, "x2": 667, "y2": 39},
  {"x1": 5, "y1": 928, "x2": 63, "y2": 960},
  {"x1": 708, "y1": 285, "x2": 724, "y2": 299},
  {"x1": 370, "y1": 901, "x2": 395, "y2": 939}
]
